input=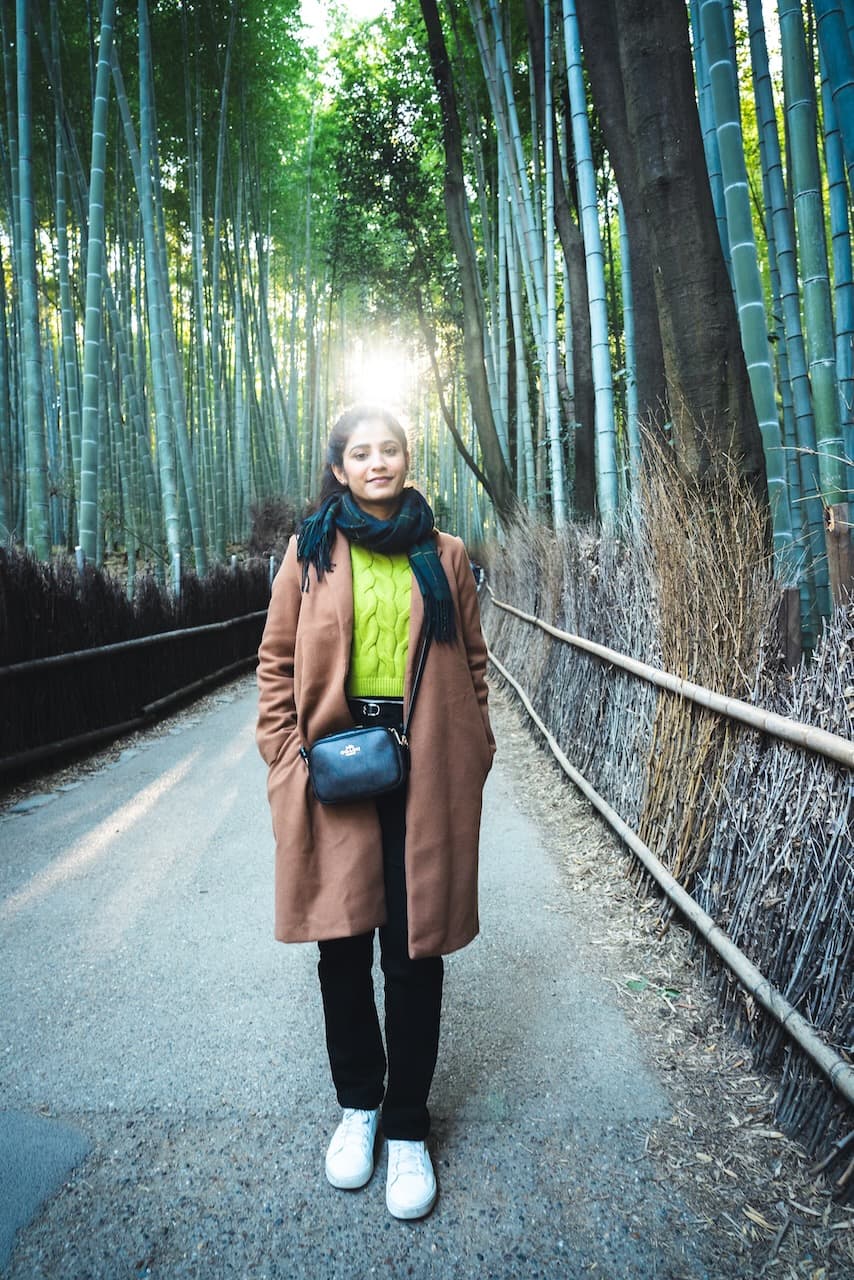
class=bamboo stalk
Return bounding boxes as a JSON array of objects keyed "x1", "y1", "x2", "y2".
[
  {"x1": 488, "y1": 593, "x2": 854, "y2": 768},
  {"x1": 488, "y1": 647, "x2": 854, "y2": 1110}
]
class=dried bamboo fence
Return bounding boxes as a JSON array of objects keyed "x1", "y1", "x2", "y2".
[
  {"x1": 0, "y1": 549, "x2": 271, "y2": 773},
  {"x1": 481, "y1": 475, "x2": 852, "y2": 1193}
]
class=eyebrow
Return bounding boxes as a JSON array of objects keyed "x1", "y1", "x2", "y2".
[{"x1": 346, "y1": 438, "x2": 401, "y2": 453}]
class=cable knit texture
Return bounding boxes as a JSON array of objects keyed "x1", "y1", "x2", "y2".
[{"x1": 347, "y1": 546, "x2": 412, "y2": 697}]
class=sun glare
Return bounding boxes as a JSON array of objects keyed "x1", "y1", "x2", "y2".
[
  {"x1": 344, "y1": 340, "x2": 416, "y2": 408},
  {"x1": 300, "y1": 0, "x2": 389, "y2": 48}
]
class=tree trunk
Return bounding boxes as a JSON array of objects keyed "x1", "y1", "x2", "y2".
[
  {"x1": 572, "y1": 0, "x2": 667, "y2": 428},
  {"x1": 552, "y1": 169, "x2": 596, "y2": 517},
  {"x1": 579, "y1": 0, "x2": 766, "y2": 488}
]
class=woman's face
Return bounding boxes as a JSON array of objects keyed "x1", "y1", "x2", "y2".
[{"x1": 332, "y1": 417, "x2": 409, "y2": 519}]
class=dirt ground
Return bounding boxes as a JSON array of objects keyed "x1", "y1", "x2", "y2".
[{"x1": 2, "y1": 679, "x2": 852, "y2": 1279}]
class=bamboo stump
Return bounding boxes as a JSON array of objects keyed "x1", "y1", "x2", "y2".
[
  {"x1": 826, "y1": 503, "x2": 853, "y2": 605},
  {"x1": 779, "y1": 586, "x2": 802, "y2": 669}
]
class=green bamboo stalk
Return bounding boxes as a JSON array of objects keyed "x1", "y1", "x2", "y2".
[
  {"x1": 689, "y1": 0, "x2": 731, "y2": 274},
  {"x1": 108, "y1": 49, "x2": 162, "y2": 563},
  {"x1": 469, "y1": 0, "x2": 547, "y2": 357},
  {"x1": 420, "y1": 0, "x2": 516, "y2": 524},
  {"x1": 747, "y1": 0, "x2": 828, "y2": 624},
  {"x1": 779, "y1": 0, "x2": 846, "y2": 507},
  {"x1": 231, "y1": 158, "x2": 250, "y2": 533},
  {"x1": 496, "y1": 159, "x2": 510, "y2": 463},
  {"x1": 78, "y1": 0, "x2": 116, "y2": 562},
  {"x1": 813, "y1": 0, "x2": 854, "y2": 196},
  {"x1": 181, "y1": 4, "x2": 216, "y2": 561},
  {"x1": 103, "y1": 271, "x2": 159, "y2": 561},
  {"x1": 16, "y1": 0, "x2": 50, "y2": 557},
  {"x1": 139, "y1": 7, "x2": 207, "y2": 576},
  {"x1": 210, "y1": 2, "x2": 238, "y2": 556},
  {"x1": 251, "y1": 207, "x2": 300, "y2": 496},
  {"x1": 456, "y1": 30, "x2": 505, "y2": 457},
  {"x1": 44, "y1": 328, "x2": 62, "y2": 547},
  {"x1": 0, "y1": 12, "x2": 20, "y2": 269},
  {"x1": 51, "y1": 0, "x2": 81, "y2": 535},
  {"x1": 137, "y1": 0, "x2": 181, "y2": 573},
  {"x1": 194, "y1": 158, "x2": 216, "y2": 548},
  {"x1": 562, "y1": 0, "x2": 618, "y2": 519},
  {"x1": 505, "y1": 196, "x2": 537, "y2": 508},
  {"x1": 543, "y1": 0, "x2": 565, "y2": 522},
  {"x1": 100, "y1": 335, "x2": 136, "y2": 593},
  {"x1": 753, "y1": 86, "x2": 817, "y2": 641},
  {"x1": 557, "y1": 111, "x2": 576, "y2": 410},
  {"x1": 820, "y1": 57, "x2": 854, "y2": 491},
  {"x1": 0, "y1": 240, "x2": 13, "y2": 538},
  {"x1": 700, "y1": 0, "x2": 794, "y2": 569},
  {"x1": 468, "y1": 0, "x2": 563, "y2": 508}
]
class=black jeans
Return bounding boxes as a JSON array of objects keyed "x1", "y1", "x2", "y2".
[{"x1": 317, "y1": 783, "x2": 444, "y2": 1140}]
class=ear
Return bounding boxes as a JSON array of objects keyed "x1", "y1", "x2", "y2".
[{"x1": 331, "y1": 464, "x2": 348, "y2": 488}]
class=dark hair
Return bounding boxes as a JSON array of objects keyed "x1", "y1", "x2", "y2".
[{"x1": 318, "y1": 404, "x2": 409, "y2": 503}]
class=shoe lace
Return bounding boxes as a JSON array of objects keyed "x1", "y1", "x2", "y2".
[
  {"x1": 389, "y1": 1141, "x2": 426, "y2": 1181},
  {"x1": 338, "y1": 1108, "x2": 374, "y2": 1153}
]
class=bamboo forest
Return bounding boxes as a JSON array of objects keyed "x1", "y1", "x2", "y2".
[
  {"x1": 3, "y1": 6, "x2": 854, "y2": 1265},
  {"x1": 1, "y1": 0, "x2": 853, "y2": 650}
]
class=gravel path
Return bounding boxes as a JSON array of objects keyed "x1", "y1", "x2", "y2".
[{"x1": 0, "y1": 677, "x2": 848, "y2": 1278}]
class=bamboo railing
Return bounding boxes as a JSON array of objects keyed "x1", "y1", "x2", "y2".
[
  {"x1": 488, "y1": 594, "x2": 854, "y2": 768},
  {"x1": 487, "y1": 643, "x2": 854, "y2": 1113}
]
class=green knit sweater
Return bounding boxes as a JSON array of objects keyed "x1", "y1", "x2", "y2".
[{"x1": 346, "y1": 545, "x2": 412, "y2": 698}]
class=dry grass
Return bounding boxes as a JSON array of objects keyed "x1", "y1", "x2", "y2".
[{"x1": 635, "y1": 443, "x2": 778, "y2": 889}]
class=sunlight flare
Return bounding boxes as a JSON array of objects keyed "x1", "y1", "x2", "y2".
[{"x1": 344, "y1": 340, "x2": 417, "y2": 410}]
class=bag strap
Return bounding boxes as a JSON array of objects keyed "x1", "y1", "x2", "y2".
[{"x1": 402, "y1": 624, "x2": 432, "y2": 740}]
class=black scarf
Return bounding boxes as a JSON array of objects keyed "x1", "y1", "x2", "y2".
[{"x1": 296, "y1": 487, "x2": 456, "y2": 643}]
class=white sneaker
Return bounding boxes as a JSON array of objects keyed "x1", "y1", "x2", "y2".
[
  {"x1": 325, "y1": 1108, "x2": 380, "y2": 1189},
  {"x1": 385, "y1": 1139, "x2": 437, "y2": 1219}
]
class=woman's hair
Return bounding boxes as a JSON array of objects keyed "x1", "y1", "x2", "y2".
[{"x1": 317, "y1": 404, "x2": 409, "y2": 503}]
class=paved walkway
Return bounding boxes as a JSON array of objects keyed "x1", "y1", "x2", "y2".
[{"x1": 1, "y1": 678, "x2": 715, "y2": 1278}]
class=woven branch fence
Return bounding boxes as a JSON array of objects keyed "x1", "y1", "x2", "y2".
[{"x1": 481, "y1": 461, "x2": 852, "y2": 1190}]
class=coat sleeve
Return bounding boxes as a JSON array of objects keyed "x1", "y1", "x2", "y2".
[
  {"x1": 256, "y1": 535, "x2": 302, "y2": 766},
  {"x1": 447, "y1": 536, "x2": 496, "y2": 758}
]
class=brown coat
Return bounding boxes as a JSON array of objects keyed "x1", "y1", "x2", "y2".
[{"x1": 256, "y1": 529, "x2": 495, "y2": 958}]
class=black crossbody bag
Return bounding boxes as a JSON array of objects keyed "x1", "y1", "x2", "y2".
[{"x1": 299, "y1": 628, "x2": 431, "y2": 806}]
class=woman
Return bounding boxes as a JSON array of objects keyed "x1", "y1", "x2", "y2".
[{"x1": 256, "y1": 403, "x2": 495, "y2": 1221}]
